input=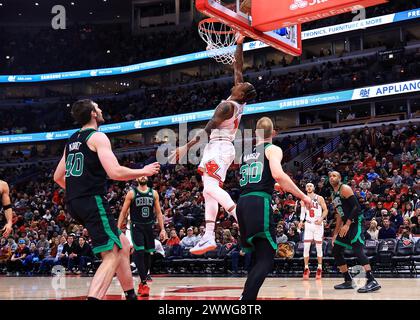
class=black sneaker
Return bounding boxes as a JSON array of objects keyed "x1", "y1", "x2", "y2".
[
  {"x1": 357, "y1": 280, "x2": 381, "y2": 293},
  {"x1": 334, "y1": 281, "x2": 355, "y2": 290}
]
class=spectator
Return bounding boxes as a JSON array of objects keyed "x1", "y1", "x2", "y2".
[
  {"x1": 366, "y1": 168, "x2": 380, "y2": 182},
  {"x1": 75, "y1": 237, "x2": 94, "y2": 274},
  {"x1": 287, "y1": 227, "x2": 300, "y2": 243},
  {"x1": 275, "y1": 225, "x2": 288, "y2": 244},
  {"x1": 61, "y1": 234, "x2": 78, "y2": 271},
  {"x1": 398, "y1": 227, "x2": 414, "y2": 242},
  {"x1": 165, "y1": 229, "x2": 181, "y2": 246},
  {"x1": 7, "y1": 239, "x2": 30, "y2": 275},
  {"x1": 389, "y1": 208, "x2": 403, "y2": 230},
  {"x1": 391, "y1": 170, "x2": 403, "y2": 188},
  {"x1": 180, "y1": 227, "x2": 197, "y2": 249},
  {"x1": 0, "y1": 238, "x2": 11, "y2": 272},
  {"x1": 410, "y1": 208, "x2": 420, "y2": 228},
  {"x1": 36, "y1": 233, "x2": 50, "y2": 251},
  {"x1": 365, "y1": 220, "x2": 379, "y2": 241},
  {"x1": 412, "y1": 217, "x2": 420, "y2": 234},
  {"x1": 378, "y1": 218, "x2": 397, "y2": 239},
  {"x1": 39, "y1": 236, "x2": 66, "y2": 274},
  {"x1": 42, "y1": 210, "x2": 53, "y2": 222}
]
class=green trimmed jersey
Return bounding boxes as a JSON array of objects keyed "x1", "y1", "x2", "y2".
[
  {"x1": 130, "y1": 187, "x2": 155, "y2": 224},
  {"x1": 65, "y1": 128, "x2": 107, "y2": 201},
  {"x1": 331, "y1": 183, "x2": 361, "y2": 224},
  {"x1": 239, "y1": 143, "x2": 275, "y2": 196}
]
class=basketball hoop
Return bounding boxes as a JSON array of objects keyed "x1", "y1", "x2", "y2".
[{"x1": 198, "y1": 17, "x2": 239, "y2": 65}]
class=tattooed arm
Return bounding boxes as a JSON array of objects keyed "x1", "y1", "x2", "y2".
[
  {"x1": 234, "y1": 34, "x2": 245, "y2": 85},
  {"x1": 169, "y1": 101, "x2": 234, "y2": 162}
]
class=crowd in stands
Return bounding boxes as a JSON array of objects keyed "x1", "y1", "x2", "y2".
[
  {"x1": 0, "y1": 122, "x2": 419, "y2": 275},
  {"x1": 1, "y1": 48, "x2": 419, "y2": 135},
  {"x1": 0, "y1": 0, "x2": 418, "y2": 75}
]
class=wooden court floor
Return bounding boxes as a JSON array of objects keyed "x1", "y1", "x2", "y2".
[{"x1": 0, "y1": 276, "x2": 418, "y2": 300}]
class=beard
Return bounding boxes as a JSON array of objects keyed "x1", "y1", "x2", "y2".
[
  {"x1": 138, "y1": 181, "x2": 147, "y2": 186},
  {"x1": 96, "y1": 116, "x2": 105, "y2": 125}
]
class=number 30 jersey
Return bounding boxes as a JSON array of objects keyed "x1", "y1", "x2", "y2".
[
  {"x1": 300, "y1": 195, "x2": 323, "y2": 223},
  {"x1": 239, "y1": 143, "x2": 275, "y2": 196},
  {"x1": 65, "y1": 128, "x2": 107, "y2": 201},
  {"x1": 130, "y1": 187, "x2": 155, "y2": 225}
]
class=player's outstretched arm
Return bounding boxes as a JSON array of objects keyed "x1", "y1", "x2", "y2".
[
  {"x1": 91, "y1": 132, "x2": 160, "y2": 180},
  {"x1": 169, "y1": 101, "x2": 234, "y2": 163},
  {"x1": 0, "y1": 181, "x2": 13, "y2": 238},
  {"x1": 118, "y1": 190, "x2": 134, "y2": 230},
  {"x1": 266, "y1": 145, "x2": 311, "y2": 208},
  {"x1": 234, "y1": 33, "x2": 245, "y2": 85}
]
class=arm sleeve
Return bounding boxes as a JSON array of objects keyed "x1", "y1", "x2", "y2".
[{"x1": 346, "y1": 195, "x2": 361, "y2": 223}]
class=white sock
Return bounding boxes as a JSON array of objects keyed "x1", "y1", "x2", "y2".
[
  {"x1": 318, "y1": 264, "x2": 322, "y2": 270},
  {"x1": 304, "y1": 264, "x2": 309, "y2": 270},
  {"x1": 203, "y1": 184, "x2": 219, "y2": 239}
]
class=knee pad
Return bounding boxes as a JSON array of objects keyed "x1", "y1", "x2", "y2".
[
  {"x1": 332, "y1": 244, "x2": 346, "y2": 266},
  {"x1": 303, "y1": 242, "x2": 311, "y2": 258},
  {"x1": 316, "y1": 243, "x2": 323, "y2": 257}
]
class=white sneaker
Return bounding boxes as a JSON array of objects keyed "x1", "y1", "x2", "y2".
[{"x1": 190, "y1": 237, "x2": 217, "y2": 255}]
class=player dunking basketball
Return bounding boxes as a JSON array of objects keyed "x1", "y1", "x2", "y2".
[
  {"x1": 0, "y1": 179, "x2": 13, "y2": 238},
  {"x1": 54, "y1": 99, "x2": 160, "y2": 300},
  {"x1": 298, "y1": 183, "x2": 328, "y2": 280},
  {"x1": 170, "y1": 34, "x2": 257, "y2": 255}
]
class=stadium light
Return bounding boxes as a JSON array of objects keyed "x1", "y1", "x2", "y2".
[
  {"x1": 35, "y1": 2, "x2": 39, "y2": 6},
  {"x1": 70, "y1": 2, "x2": 75, "y2": 5},
  {"x1": 5, "y1": 56, "x2": 10, "y2": 59},
  {"x1": 0, "y1": 3, "x2": 3, "y2": 7}
]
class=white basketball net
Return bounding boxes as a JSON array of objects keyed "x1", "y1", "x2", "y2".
[{"x1": 198, "y1": 18, "x2": 238, "y2": 65}]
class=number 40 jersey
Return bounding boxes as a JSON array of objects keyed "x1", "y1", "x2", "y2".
[{"x1": 65, "y1": 128, "x2": 107, "y2": 201}]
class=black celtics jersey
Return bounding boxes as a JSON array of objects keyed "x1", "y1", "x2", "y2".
[
  {"x1": 331, "y1": 183, "x2": 361, "y2": 224},
  {"x1": 65, "y1": 128, "x2": 107, "y2": 201},
  {"x1": 239, "y1": 143, "x2": 275, "y2": 196},
  {"x1": 130, "y1": 187, "x2": 155, "y2": 224}
]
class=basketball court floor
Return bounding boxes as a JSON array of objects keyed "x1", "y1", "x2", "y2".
[{"x1": 0, "y1": 276, "x2": 418, "y2": 300}]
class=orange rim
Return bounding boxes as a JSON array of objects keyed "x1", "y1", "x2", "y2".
[{"x1": 198, "y1": 18, "x2": 237, "y2": 35}]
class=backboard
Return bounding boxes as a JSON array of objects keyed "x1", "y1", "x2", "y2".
[
  {"x1": 252, "y1": 0, "x2": 389, "y2": 31},
  {"x1": 196, "y1": 0, "x2": 302, "y2": 56}
]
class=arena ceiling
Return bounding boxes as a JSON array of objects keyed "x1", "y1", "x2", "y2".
[{"x1": 0, "y1": 0, "x2": 132, "y2": 24}]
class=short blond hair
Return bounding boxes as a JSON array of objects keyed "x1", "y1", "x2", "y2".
[{"x1": 256, "y1": 117, "x2": 273, "y2": 139}]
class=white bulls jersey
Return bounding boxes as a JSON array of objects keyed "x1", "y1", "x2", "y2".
[
  {"x1": 300, "y1": 194, "x2": 323, "y2": 223},
  {"x1": 209, "y1": 99, "x2": 244, "y2": 142}
]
